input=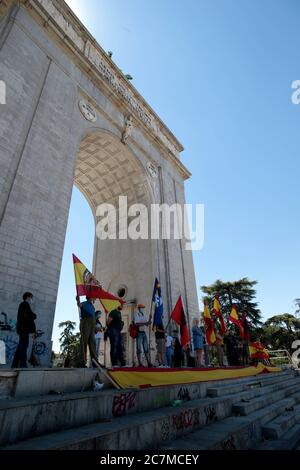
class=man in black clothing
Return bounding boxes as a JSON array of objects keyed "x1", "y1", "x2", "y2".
[
  {"x1": 224, "y1": 330, "x2": 240, "y2": 366},
  {"x1": 12, "y1": 292, "x2": 37, "y2": 368}
]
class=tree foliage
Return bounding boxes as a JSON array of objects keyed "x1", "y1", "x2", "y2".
[
  {"x1": 201, "y1": 277, "x2": 262, "y2": 329},
  {"x1": 257, "y1": 314, "x2": 300, "y2": 352},
  {"x1": 58, "y1": 320, "x2": 81, "y2": 367}
]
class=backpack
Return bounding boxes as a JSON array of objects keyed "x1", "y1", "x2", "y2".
[{"x1": 129, "y1": 322, "x2": 139, "y2": 339}]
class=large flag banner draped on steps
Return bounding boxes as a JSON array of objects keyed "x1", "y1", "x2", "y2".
[
  {"x1": 204, "y1": 301, "x2": 216, "y2": 345},
  {"x1": 72, "y1": 254, "x2": 123, "y2": 313},
  {"x1": 171, "y1": 296, "x2": 190, "y2": 349},
  {"x1": 152, "y1": 278, "x2": 163, "y2": 327},
  {"x1": 213, "y1": 296, "x2": 227, "y2": 334},
  {"x1": 229, "y1": 304, "x2": 244, "y2": 338}
]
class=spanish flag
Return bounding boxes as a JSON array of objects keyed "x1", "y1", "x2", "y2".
[
  {"x1": 213, "y1": 296, "x2": 227, "y2": 334},
  {"x1": 229, "y1": 304, "x2": 244, "y2": 338},
  {"x1": 203, "y1": 300, "x2": 216, "y2": 345},
  {"x1": 249, "y1": 342, "x2": 269, "y2": 360},
  {"x1": 73, "y1": 254, "x2": 123, "y2": 313}
]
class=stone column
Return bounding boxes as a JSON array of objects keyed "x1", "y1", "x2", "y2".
[{"x1": 0, "y1": 10, "x2": 79, "y2": 364}]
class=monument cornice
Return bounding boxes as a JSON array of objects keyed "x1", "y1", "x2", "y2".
[{"x1": 10, "y1": 0, "x2": 192, "y2": 179}]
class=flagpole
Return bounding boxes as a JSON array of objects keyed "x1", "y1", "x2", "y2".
[{"x1": 148, "y1": 300, "x2": 154, "y2": 353}]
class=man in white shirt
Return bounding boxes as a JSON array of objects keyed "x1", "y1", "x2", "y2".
[
  {"x1": 134, "y1": 304, "x2": 152, "y2": 367},
  {"x1": 165, "y1": 334, "x2": 174, "y2": 367}
]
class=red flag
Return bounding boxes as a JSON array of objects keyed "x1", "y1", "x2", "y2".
[
  {"x1": 242, "y1": 312, "x2": 251, "y2": 342},
  {"x1": 229, "y1": 304, "x2": 244, "y2": 338},
  {"x1": 204, "y1": 300, "x2": 216, "y2": 345},
  {"x1": 213, "y1": 296, "x2": 227, "y2": 334},
  {"x1": 171, "y1": 296, "x2": 190, "y2": 349}
]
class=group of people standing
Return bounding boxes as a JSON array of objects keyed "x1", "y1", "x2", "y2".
[
  {"x1": 10, "y1": 292, "x2": 250, "y2": 370},
  {"x1": 77, "y1": 296, "x2": 251, "y2": 369},
  {"x1": 191, "y1": 318, "x2": 250, "y2": 368}
]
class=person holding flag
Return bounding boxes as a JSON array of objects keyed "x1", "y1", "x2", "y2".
[
  {"x1": 76, "y1": 295, "x2": 99, "y2": 367},
  {"x1": 203, "y1": 300, "x2": 216, "y2": 346},
  {"x1": 152, "y1": 278, "x2": 163, "y2": 329},
  {"x1": 229, "y1": 304, "x2": 244, "y2": 338},
  {"x1": 134, "y1": 303, "x2": 152, "y2": 367},
  {"x1": 213, "y1": 296, "x2": 227, "y2": 335},
  {"x1": 73, "y1": 254, "x2": 124, "y2": 367}
]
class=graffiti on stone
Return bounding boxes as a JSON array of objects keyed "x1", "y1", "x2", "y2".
[
  {"x1": 112, "y1": 391, "x2": 137, "y2": 417},
  {"x1": 161, "y1": 419, "x2": 170, "y2": 441},
  {"x1": 222, "y1": 435, "x2": 236, "y2": 451},
  {"x1": 204, "y1": 405, "x2": 218, "y2": 425},
  {"x1": 177, "y1": 387, "x2": 191, "y2": 402},
  {"x1": 172, "y1": 408, "x2": 200, "y2": 431}
]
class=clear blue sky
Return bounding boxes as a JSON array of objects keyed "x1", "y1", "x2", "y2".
[{"x1": 54, "y1": 0, "x2": 300, "y2": 351}]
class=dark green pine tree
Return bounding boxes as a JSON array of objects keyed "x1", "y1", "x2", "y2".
[{"x1": 201, "y1": 277, "x2": 262, "y2": 329}]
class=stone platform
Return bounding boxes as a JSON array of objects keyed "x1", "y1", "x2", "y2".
[
  {"x1": 0, "y1": 368, "x2": 97, "y2": 399},
  {"x1": 0, "y1": 367, "x2": 300, "y2": 450}
]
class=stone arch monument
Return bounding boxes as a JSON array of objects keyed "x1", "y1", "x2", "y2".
[{"x1": 0, "y1": 0, "x2": 199, "y2": 365}]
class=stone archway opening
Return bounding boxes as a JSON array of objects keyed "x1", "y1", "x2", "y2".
[{"x1": 72, "y1": 130, "x2": 155, "y2": 365}]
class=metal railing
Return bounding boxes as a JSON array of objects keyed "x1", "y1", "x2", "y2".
[{"x1": 267, "y1": 349, "x2": 293, "y2": 366}]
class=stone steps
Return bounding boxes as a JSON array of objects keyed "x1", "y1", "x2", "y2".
[
  {"x1": 1, "y1": 395, "x2": 234, "y2": 450},
  {"x1": 255, "y1": 422, "x2": 300, "y2": 450},
  {"x1": 1, "y1": 370, "x2": 295, "y2": 450},
  {"x1": 162, "y1": 389, "x2": 300, "y2": 450},
  {"x1": 0, "y1": 369, "x2": 289, "y2": 447},
  {"x1": 262, "y1": 402, "x2": 300, "y2": 439},
  {"x1": 207, "y1": 371, "x2": 290, "y2": 397},
  {"x1": 1, "y1": 369, "x2": 298, "y2": 450},
  {"x1": 232, "y1": 378, "x2": 300, "y2": 416}
]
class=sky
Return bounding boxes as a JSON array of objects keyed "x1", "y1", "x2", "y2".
[{"x1": 54, "y1": 0, "x2": 300, "y2": 351}]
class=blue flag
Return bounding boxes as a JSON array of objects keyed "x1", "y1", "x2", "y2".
[{"x1": 152, "y1": 278, "x2": 163, "y2": 326}]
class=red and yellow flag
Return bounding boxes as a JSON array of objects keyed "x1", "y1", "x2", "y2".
[
  {"x1": 73, "y1": 254, "x2": 123, "y2": 313},
  {"x1": 249, "y1": 342, "x2": 269, "y2": 359},
  {"x1": 203, "y1": 301, "x2": 216, "y2": 345},
  {"x1": 213, "y1": 296, "x2": 227, "y2": 334},
  {"x1": 229, "y1": 304, "x2": 244, "y2": 338}
]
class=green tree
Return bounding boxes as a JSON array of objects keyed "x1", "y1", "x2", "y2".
[
  {"x1": 58, "y1": 321, "x2": 81, "y2": 367},
  {"x1": 257, "y1": 314, "x2": 300, "y2": 352},
  {"x1": 201, "y1": 277, "x2": 262, "y2": 329}
]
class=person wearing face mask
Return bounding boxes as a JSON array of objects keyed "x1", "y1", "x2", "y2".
[
  {"x1": 106, "y1": 304, "x2": 126, "y2": 367},
  {"x1": 12, "y1": 292, "x2": 37, "y2": 368},
  {"x1": 76, "y1": 295, "x2": 98, "y2": 367}
]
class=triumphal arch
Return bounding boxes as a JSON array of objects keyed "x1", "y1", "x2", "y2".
[{"x1": 0, "y1": 0, "x2": 199, "y2": 365}]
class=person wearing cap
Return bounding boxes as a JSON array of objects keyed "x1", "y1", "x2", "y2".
[{"x1": 134, "y1": 304, "x2": 152, "y2": 367}]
